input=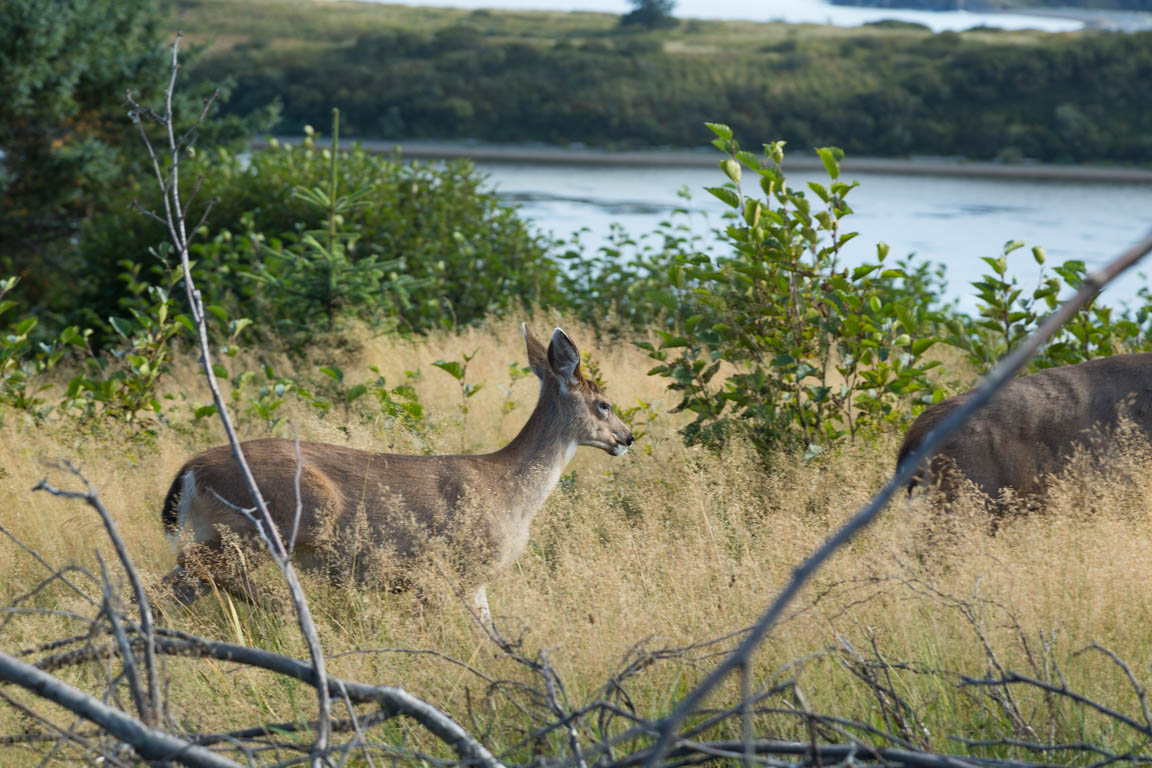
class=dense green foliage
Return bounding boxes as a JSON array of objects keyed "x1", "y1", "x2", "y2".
[
  {"x1": 11, "y1": 108, "x2": 1152, "y2": 455},
  {"x1": 0, "y1": 0, "x2": 167, "y2": 301},
  {"x1": 636, "y1": 129, "x2": 945, "y2": 456},
  {"x1": 197, "y1": 17, "x2": 1152, "y2": 163},
  {"x1": 5, "y1": 0, "x2": 1152, "y2": 452},
  {"x1": 0, "y1": 0, "x2": 266, "y2": 309},
  {"x1": 75, "y1": 126, "x2": 562, "y2": 347},
  {"x1": 631, "y1": 132, "x2": 1152, "y2": 456}
]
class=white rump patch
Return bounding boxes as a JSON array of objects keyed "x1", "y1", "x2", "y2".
[{"x1": 167, "y1": 469, "x2": 197, "y2": 550}]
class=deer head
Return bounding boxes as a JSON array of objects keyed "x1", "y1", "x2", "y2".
[{"x1": 522, "y1": 325, "x2": 633, "y2": 456}]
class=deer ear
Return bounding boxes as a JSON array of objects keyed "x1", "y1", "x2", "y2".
[
  {"x1": 547, "y1": 328, "x2": 581, "y2": 386},
  {"x1": 522, "y1": 323, "x2": 551, "y2": 381}
]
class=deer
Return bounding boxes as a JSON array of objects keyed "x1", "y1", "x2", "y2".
[
  {"x1": 161, "y1": 325, "x2": 634, "y2": 617},
  {"x1": 897, "y1": 353, "x2": 1152, "y2": 513}
]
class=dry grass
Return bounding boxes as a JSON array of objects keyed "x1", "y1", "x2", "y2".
[{"x1": 2, "y1": 317, "x2": 1152, "y2": 763}]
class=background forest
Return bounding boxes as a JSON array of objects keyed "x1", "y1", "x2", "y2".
[{"x1": 178, "y1": 0, "x2": 1152, "y2": 163}]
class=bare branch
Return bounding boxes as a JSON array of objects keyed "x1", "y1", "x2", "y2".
[
  {"x1": 1076, "y1": 643, "x2": 1152, "y2": 730},
  {"x1": 0, "y1": 523, "x2": 97, "y2": 610},
  {"x1": 34, "y1": 462, "x2": 161, "y2": 726},
  {"x1": 0, "y1": 651, "x2": 243, "y2": 768},
  {"x1": 131, "y1": 34, "x2": 334, "y2": 762},
  {"x1": 963, "y1": 672, "x2": 1152, "y2": 739},
  {"x1": 96, "y1": 553, "x2": 146, "y2": 725}
]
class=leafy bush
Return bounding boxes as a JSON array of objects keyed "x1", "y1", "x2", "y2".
[
  {"x1": 0, "y1": 277, "x2": 87, "y2": 417},
  {"x1": 945, "y1": 240, "x2": 1149, "y2": 372},
  {"x1": 75, "y1": 122, "x2": 563, "y2": 345},
  {"x1": 637, "y1": 127, "x2": 945, "y2": 458}
]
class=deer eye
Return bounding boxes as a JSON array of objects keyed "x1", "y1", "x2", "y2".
[{"x1": 597, "y1": 400, "x2": 611, "y2": 414}]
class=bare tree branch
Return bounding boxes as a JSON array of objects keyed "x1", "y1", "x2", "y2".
[
  {"x1": 128, "y1": 33, "x2": 334, "y2": 764},
  {"x1": 0, "y1": 651, "x2": 244, "y2": 768},
  {"x1": 33, "y1": 462, "x2": 161, "y2": 726}
]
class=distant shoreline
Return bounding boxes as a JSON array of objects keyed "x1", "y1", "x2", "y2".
[{"x1": 257, "y1": 137, "x2": 1152, "y2": 183}]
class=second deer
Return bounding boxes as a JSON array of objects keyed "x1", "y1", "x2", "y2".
[{"x1": 162, "y1": 325, "x2": 633, "y2": 616}]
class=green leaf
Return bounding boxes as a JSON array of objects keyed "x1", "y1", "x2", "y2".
[
  {"x1": 704, "y1": 186, "x2": 741, "y2": 210},
  {"x1": 910, "y1": 338, "x2": 938, "y2": 356},
  {"x1": 175, "y1": 314, "x2": 197, "y2": 334},
  {"x1": 433, "y1": 360, "x2": 465, "y2": 380},
  {"x1": 319, "y1": 365, "x2": 344, "y2": 383},
  {"x1": 815, "y1": 147, "x2": 843, "y2": 180},
  {"x1": 347, "y1": 383, "x2": 368, "y2": 402},
  {"x1": 107, "y1": 316, "x2": 130, "y2": 338},
  {"x1": 194, "y1": 404, "x2": 218, "y2": 420},
  {"x1": 1032, "y1": 246, "x2": 1046, "y2": 265},
  {"x1": 656, "y1": 334, "x2": 691, "y2": 349},
  {"x1": 705, "y1": 122, "x2": 733, "y2": 141},
  {"x1": 211, "y1": 363, "x2": 229, "y2": 379},
  {"x1": 206, "y1": 305, "x2": 229, "y2": 324},
  {"x1": 1002, "y1": 240, "x2": 1025, "y2": 255}
]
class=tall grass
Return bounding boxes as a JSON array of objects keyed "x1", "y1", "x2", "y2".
[{"x1": 2, "y1": 317, "x2": 1151, "y2": 763}]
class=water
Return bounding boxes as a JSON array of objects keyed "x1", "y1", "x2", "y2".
[
  {"x1": 371, "y1": 0, "x2": 1083, "y2": 33},
  {"x1": 472, "y1": 160, "x2": 1152, "y2": 312}
]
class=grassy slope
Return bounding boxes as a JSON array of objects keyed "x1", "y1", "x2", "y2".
[
  {"x1": 3, "y1": 318, "x2": 1152, "y2": 762},
  {"x1": 170, "y1": 0, "x2": 1052, "y2": 58}
]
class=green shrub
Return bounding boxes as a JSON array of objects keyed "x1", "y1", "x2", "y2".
[
  {"x1": 75, "y1": 124, "x2": 562, "y2": 345},
  {"x1": 637, "y1": 127, "x2": 945, "y2": 458},
  {"x1": 944, "y1": 241, "x2": 1149, "y2": 372}
]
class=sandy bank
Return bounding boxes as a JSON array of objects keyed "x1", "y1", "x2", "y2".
[{"x1": 257, "y1": 137, "x2": 1152, "y2": 183}]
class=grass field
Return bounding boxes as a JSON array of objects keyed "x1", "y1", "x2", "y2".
[
  {"x1": 170, "y1": 0, "x2": 1056, "y2": 57},
  {"x1": 2, "y1": 316, "x2": 1152, "y2": 764}
]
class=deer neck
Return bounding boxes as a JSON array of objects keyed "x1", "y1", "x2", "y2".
[{"x1": 490, "y1": 392, "x2": 577, "y2": 520}]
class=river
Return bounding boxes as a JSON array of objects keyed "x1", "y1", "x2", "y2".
[{"x1": 465, "y1": 157, "x2": 1152, "y2": 313}]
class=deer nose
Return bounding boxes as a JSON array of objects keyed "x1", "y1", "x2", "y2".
[{"x1": 626, "y1": 433, "x2": 634, "y2": 446}]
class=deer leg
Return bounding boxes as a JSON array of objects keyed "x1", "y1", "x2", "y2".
[
  {"x1": 473, "y1": 584, "x2": 492, "y2": 625},
  {"x1": 161, "y1": 565, "x2": 211, "y2": 607}
]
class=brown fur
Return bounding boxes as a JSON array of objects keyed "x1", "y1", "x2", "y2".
[
  {"x1": 164, "y1": 327, "x2": 633, "y2": 601},
  {"x1": 898, "y1": 353, "x2": 1152, "y2": 508}
]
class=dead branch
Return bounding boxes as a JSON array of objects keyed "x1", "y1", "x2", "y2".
[
  {"x1": 16, "y1": 629, "x2": 504, "y2": 768},
  {"x1": 34, "y1": 462, "x2": 161, "y2": 726},
  {"x1": 127, "y1": 33, "x2": 333, "y2": 763},
  {"x1": 0, "y1": 651, "x2": 243, "y2": 768}
]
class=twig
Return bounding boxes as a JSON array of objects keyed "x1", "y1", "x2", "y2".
[
  {"x1": 18, "y1": 631, "x2": 504, "y2": 768},
  {"x1": 0, "y1": 690, "x2": 130, "y2": 768},
  {"x1": 1076, "y1": 643, "x2": 1152, "y2": 730},
  {"x1": 96, "y1": 553, "x2": 146, "y2": 725},
  {"x1": 0, "y1": 523, "x2": 98, "y2": 610},
  {"x1": 33, "y1": 462, "x2": 161, "y2": 726},
  {"x1": 963, "y1": 672, "x2": 1152, "y2": 739}
]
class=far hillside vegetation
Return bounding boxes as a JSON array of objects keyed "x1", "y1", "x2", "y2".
[{"x1": 177, "y1": 0, "x2": 1152, "y2": 164}]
